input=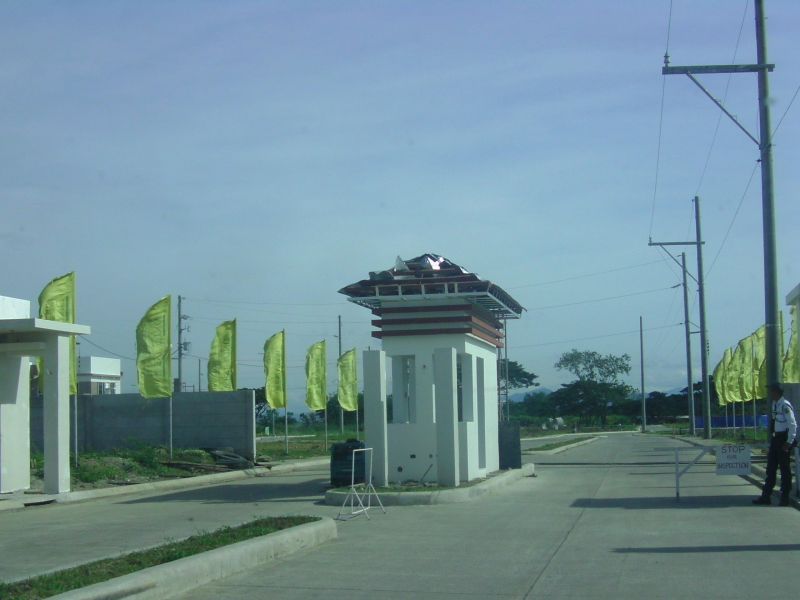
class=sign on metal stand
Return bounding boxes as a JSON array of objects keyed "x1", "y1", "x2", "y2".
[
  {"x1": 715, "y1": 444, "x2": 751, "y2": 476},
  {"x1": 674, "y1": 444, "x2": 752, "y2": 500},
  {"x1": 337, "y1": 447, "x2": 386, "y2": 521}
]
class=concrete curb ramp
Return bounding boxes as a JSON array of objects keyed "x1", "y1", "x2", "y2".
[
  {"x1": 324, "y1": 463, "x2": 535, "y2": 506},
  {"x1": 0, "y1": 457, "x2": 330, "y2": 513},
  {"x1": 523, "y1": 436, "x2": 600, "y2": 456},
  {"x1": 49, "y1": 517, "x2": 337, "y2": 600}
]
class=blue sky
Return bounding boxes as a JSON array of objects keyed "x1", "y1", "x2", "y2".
[{"x1": 3, "y1": 1, "x2": 799, "y2": 411}]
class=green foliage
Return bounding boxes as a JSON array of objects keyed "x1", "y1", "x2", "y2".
[
  {"x1": 555, "y1": 349, "x2": 631, "y2": 384},
  {"x1": 64, "y1": 446, "x2": 218, "y2": 485},
  {"x1": 0, "y1": 516, "x2": 315, "y2": 600},
  {"x1": 498, "y1": 359, "x2": 539, "y2": 390},
  {"x1": 549, "y1": 380, "x2": 632, "y2": 426}
]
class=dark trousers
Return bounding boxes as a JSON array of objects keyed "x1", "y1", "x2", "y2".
[{"x1": 762, "y1": 432, "x2": 792, "y2": 499}]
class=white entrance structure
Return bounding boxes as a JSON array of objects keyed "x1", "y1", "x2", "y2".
[
  {"x1": 340, "y1": 254, "x2": 524, "y2": 487},
  {"x1": 0, "y1": 295, "x2": 90, "y2": 494}
]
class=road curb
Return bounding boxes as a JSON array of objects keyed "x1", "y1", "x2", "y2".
[
  {"x1": 48, "y1": 517, "x2": 337, "y2": 600},
  {"x1": 0, "y1": 458, "x2": 330, "y2": 513},
  {"x1": 323, "y1": 463, "x2": 535, "y2": 506}
]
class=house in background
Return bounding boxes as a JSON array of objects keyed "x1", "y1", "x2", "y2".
[{"x1": 78, "y1": 356, "x2": 121, "y2": 395}]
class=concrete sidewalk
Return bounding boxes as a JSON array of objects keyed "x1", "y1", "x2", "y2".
[{"x1": 180, "y1": 433, "x2": 800, "y2": 600}]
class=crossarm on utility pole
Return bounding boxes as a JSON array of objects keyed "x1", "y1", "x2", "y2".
[
  {"x1": 650, "y1": 243, "x2": 699, "y2": 284},
  {"x1": 685, "y1": 74, "x2": 759, "y2": 145},
  {"x1": 663, "y1": 64, "x2": 773, "y2": 75}
]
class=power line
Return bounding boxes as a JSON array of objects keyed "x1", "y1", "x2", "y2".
[
  {"x1": 78, "y1": 335, "x2": 136, "y2": 361},
  {"x1": 190, "y1": 315, "x2": 365, "y2": 326},
  {"x1": 772, "y1": 82, "x2": 800, "y2": 138},
  {"x1": 649, "y1": 0, "x2": 674, "y2": 238},
  {"x1": 185, "y1": 296, "x2": 348, "y2": 307},
  {"x1": 509, "y1": 323, "x2": 682, "y2": 350},
  {"x1": 527, "y1": 285, "x2": 678, "y2": 312},
  {"x1": 694, "y1": 0, "x2": 750, "y2": 196},
  {"x1": 507, "y1": 260, "x2": 663, "y2": 290},
  {"x1": 705, "y1": 161, "x2": 759, "y2": 277}
]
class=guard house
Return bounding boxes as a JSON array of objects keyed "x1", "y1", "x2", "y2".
[
  {"x1": 339, "y1": 254, "x2": 524, "y2": 487},
  {"x1": 0, "y1": 295, "x2": 90, "y2": 494}
]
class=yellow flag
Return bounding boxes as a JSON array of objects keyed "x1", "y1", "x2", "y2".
[
  {"x1": 208, "y1": 320, "x2": 237, "y2": 392},
  {"x1": 305, "y1": 340, "x2": 327, "y2": 411},
  {"x1": 264, "y1": 331, "x2": 287, "y2": 409},
  {"x1": 736, "y1": 336, "x2": 755, "y2": 402},
  {"x1": 136, "y1": 295, "x2": 172, "y2": 399},
  {"x1": 337, "y1": 348, "x2": 358, "y2": 411},
  {"x1": 713, "y1": 348, "x2": 731, "y2": 406},
  {"x1": 38, "y1": 272, "x2": 78, "y2": 395},
  {"x1": 752, "y1": 325, "x2": 768, "y2": 399},
  {"x1": 785, "y1": 306, "x2": 800, "y2": 383},
  {"x1": 724, "y1": 340, "x2": 744, "y2": 404}
]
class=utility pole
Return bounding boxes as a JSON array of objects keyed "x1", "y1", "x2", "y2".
[
  {"x1": 681, "y1": 252, "x2": 696, "y2": 436},
  {"x1": 662, "y1": 0, "x2": 780, "y2": 433},
  {"x1": 197, "y1": 357, "x2": 201, "y2": 393},
  {"x1": 177, "y1": 296, "x2": 190, "y2": 392},
  {"x1": 694, "y1": 197, "x2": 712, "y2": 439},
  {"x1": 755, "y1": 0, "x2": 780, "y2": 393},
  {"x1": 649, "y1": 197, "x2": 710, "y2": 438},
  {"x1": 640, "y1": 316, "x2": 646, "y2": 433}
]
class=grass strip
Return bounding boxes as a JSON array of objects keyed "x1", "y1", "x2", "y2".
[
  {"x1": 524, "y1": 436, "x2": 596, "y2": 452},
  {"x1": 0, "y1": 516, "x2": 316, "y2": 600}
]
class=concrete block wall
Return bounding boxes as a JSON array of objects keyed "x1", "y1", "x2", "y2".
[{"x1": 31, "y1": 390, "x2": 256, "y2": 460}]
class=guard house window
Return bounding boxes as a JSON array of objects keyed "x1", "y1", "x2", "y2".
[
  {"x1": 457, "y1": 357, "x2": 464, "y2": 422},
  {"x1": 392, "y1": 356, "x2": 416, "y2": 423}
]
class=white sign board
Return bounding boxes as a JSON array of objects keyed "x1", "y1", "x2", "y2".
[{"x1": 716, "y1": 444, "x2": 751, "y2": 475}]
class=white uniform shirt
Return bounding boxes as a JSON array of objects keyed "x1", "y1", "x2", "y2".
[{"x1": 772, "y1": 396, "x2": 797, "y2": 442}]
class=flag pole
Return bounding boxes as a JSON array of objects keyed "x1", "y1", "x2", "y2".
[
  {"x1": 283, "y1": 329, "x2": 288, "y2": 456},
  {"x1": 324, "y1": 406, "x2": 328, "y2": 451},
  {"x1": 169, "y1": 395, "x2": 174, "y2": 459}
]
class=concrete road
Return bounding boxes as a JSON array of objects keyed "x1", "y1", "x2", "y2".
[
  {"x1": 180, "y1": 434, "x2": 800, "y2": 600},
  {"x1": 0, "y1": 468, "x2": 340, "y2": 583}
]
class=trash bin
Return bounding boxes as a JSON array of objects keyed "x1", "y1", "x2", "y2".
[
  {"x1": 330, "y1": 439, "x2": 366, "y2": 487},
  {"x1": 498, "y1": 421, "x2": 522, "y2": 469}
]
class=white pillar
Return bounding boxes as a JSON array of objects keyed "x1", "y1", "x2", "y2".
[
  {"x1": 434, "y1": 348, "x2": 460, "y2": 487},
  {"x1": 363, "y1": 350, "x2": 388, "y2": 487},
  {"x1": 43, "y1": 334, "x2": 71, "y2": 494},
  {"x1": 0, "y1": 353, "x2": 31, "y2": 493}
]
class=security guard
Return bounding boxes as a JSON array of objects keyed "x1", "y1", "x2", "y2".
[{"x1": 753, "y1": 383, "x2": 797, "y2": 506}]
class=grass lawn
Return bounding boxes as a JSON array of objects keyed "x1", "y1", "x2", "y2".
[
  {"x1": 257, "y1": 428, "x2": 360, "y2": 461},
  {"x1": 30, "y1": 447, "x2": 221, "y2": 490},
  {"x1": 0, "y1": 516, "x2": 316, "y2": 600}
]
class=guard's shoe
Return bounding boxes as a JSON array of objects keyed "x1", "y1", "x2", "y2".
[
  {"x1": 752, "y1": 496, "x2": 771, "y2": 505},
  {"x1": 779, "y1": 497, "x2": 791, "y2": 507}
]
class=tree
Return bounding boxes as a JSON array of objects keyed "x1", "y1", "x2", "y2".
[
  {"x1": 555, "y1": 349, "x2": 631, "y2": 384},
  {"x1": 553, "y1": 349, "x2": 633, "y2": 426},
  {"x1": 498, "y1": 359, "x2": 539, "y2": 390}
]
